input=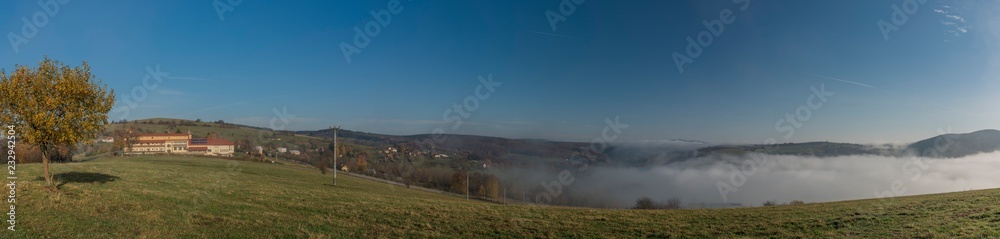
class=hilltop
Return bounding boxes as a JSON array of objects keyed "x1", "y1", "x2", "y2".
[
  {"x1": 694, "y1": 130, "x2": 1000, "y2": 159},
  {"x1": 107, "y1": 118, "x2": 1000, "y2": 163},
  {"x1": 907, "y1": 129, "x2": 1000, "y2": 158},
  {"x1": 104, "y1": 118, "x2": 596, "y2": 170}
]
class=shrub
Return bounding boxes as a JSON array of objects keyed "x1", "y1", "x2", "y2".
[
  {"x1": 314, "y1": 160, "x2": 328, "y2": 174},
  {"x1": 450, "y1": 170, "x2": 468, "y2": 195},
  {"x1": 664, "y1": 197, "x2": 682, "y2": 209},
  {"x1": 633, "y1": 196, "x2": 656, "y2": 210}
]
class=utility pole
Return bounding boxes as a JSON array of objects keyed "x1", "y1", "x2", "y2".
[{"x1": 331, "y1": 126, "x2": 341, "y2": 186}]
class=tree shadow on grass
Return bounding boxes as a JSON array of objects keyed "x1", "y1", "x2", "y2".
[{"x1": 35, "y1": 172, "x2": 120, "y2": 189}]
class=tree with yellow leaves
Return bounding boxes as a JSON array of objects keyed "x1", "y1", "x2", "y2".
[
  {"x1": 484, "y1": 174, "x2": 500, "y2": 199},
  {"x1": 111, "y1": 126, "x2": 137, "y2": 156},
  {"x1": 356, "y1": 153, "x2": 368, "y2": 173},
  {"x1": 0, "y1": 57, "x2": 115, "y2": 188}
]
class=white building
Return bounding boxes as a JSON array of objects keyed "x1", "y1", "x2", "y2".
[{"x1": 186, "y1": 138, "x2": 235, "y2": 157}]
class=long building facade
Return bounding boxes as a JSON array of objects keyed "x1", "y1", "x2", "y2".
[{"x1": 126, "y1": 133, "x2": 234, "y2": 157}]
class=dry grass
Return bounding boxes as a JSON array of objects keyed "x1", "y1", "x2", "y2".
[{"x1": 5, "y1": 155, "x2": 1000, "y2": 238}]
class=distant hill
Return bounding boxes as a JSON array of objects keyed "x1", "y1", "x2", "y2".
[
  {"x1": 907, "y1": 129, "x2": 1000, "y2": 158},
  {"x1": 694, "y1": 130, "x2": 1000, "y2": 159},
  {"x1": 697, "y1": 142, "x2": 895, "y2": 158},
  {"x1": 121, "y1": 118, "x2": 1000, "y2": 161},
  {"x1": 297, "y1": 129, "x2": 595, "y2": 165},
  {"x1": 109, "y1": 118, "x2": 596, "y2": 167}
]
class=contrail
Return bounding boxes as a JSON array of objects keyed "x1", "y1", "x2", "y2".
[
  {"x1": 172, "y1": 95, "x2": 287, "y2": 118},
  {"x1": 808, "y1": 73, "x2": 902, "y2": 96},
  {"x1": 531, "y1": 31, "x2": 586, "y2": 40},
  {"x1": 806, "y1": 73, "x2": 979, "y2": 119},
  {"x1": 173, "y1": 101, "x2": 249, "y2": 118}
]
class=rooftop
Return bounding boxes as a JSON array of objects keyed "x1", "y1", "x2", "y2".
[{"x1": 190, "y1": 138, "x2": 234, "y2": 146}]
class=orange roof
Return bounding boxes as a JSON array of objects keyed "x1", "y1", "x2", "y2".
[
  {"x1": 209, "y1": 138, "x2": 233, "y2": 145},
  {"x1": 136, "y1": 140, "x2": 166, "y2": 143}
]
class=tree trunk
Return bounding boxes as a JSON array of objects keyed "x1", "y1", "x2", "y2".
[{"x1": 41, "y1": 149, "x2": 52, "y2": 186}]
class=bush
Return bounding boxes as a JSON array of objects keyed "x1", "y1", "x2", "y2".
[
  {"x1": 664, "y1": 197, "x2": 682, "y2": 209},
  {"x1": 314, "y1": 160, "x2": 328, "y2": 174},
  {"x1": 12, "y1": 144, "x2": 74, "y2": 163},
  {"x1": 788, "y1": 200, "x2": 805, "y2": 205},
  {"x1": 633, "y1": 196, "x2": 682, "y2": 210},
  {"x1": 763, "y1": 200, "x2": 777, "y2": 207},
  {"x1": 633, "y1": 196, "x2": 656, "y2": 209},
  {"x1": 49, "y1": 145, "x2": 76, "y2": 162}
]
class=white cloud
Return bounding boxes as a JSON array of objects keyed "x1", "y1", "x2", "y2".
[{"x1": 934, "y1": 3, "x2": 973, "y2": 39}]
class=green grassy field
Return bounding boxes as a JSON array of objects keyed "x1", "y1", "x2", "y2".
[{"x1": 5, "y1": 155, "x2": 1000, "y2": 238}]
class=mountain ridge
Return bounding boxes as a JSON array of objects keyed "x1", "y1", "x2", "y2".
[{"x1": 124, "y1": 118, "x2": 1000, "y2": 160}]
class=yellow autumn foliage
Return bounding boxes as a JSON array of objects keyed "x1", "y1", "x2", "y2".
[{"x1": 0, "y1": 57, "x2": 115, "y2": 186}]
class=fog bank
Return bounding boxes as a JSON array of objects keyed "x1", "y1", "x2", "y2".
[{"x1": 508, "y1": 151, "x2": 1000, "y2": 208}]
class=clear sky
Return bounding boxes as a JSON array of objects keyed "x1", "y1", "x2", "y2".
[{"x1": 2, "y1": 0, "x2": 998, "y2": 144}]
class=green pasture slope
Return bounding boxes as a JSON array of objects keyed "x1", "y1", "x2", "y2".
[{"x1": 4, "y1": 155, "x2": 1000, "y2": 238}]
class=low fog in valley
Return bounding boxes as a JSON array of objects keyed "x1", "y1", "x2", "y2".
[{"x1": 498, "y1": 143, "x2": 1000, "y2": 208}]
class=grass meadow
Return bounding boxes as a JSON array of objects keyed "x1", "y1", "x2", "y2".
[{"x1": 4, "y1": 155, "x2": 1000, "y2": 238}]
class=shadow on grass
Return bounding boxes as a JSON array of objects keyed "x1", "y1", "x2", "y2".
[
  {"x1": 35, "y1": 172, "x2": 120, "y2": 189},
  {"x1": 73, "y1": 153, "x2": 111, "y2": 162}
]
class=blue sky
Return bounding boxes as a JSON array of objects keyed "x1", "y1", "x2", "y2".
[{"x1": 2, "y1": 0, "x2": 999, "y2": 144}]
